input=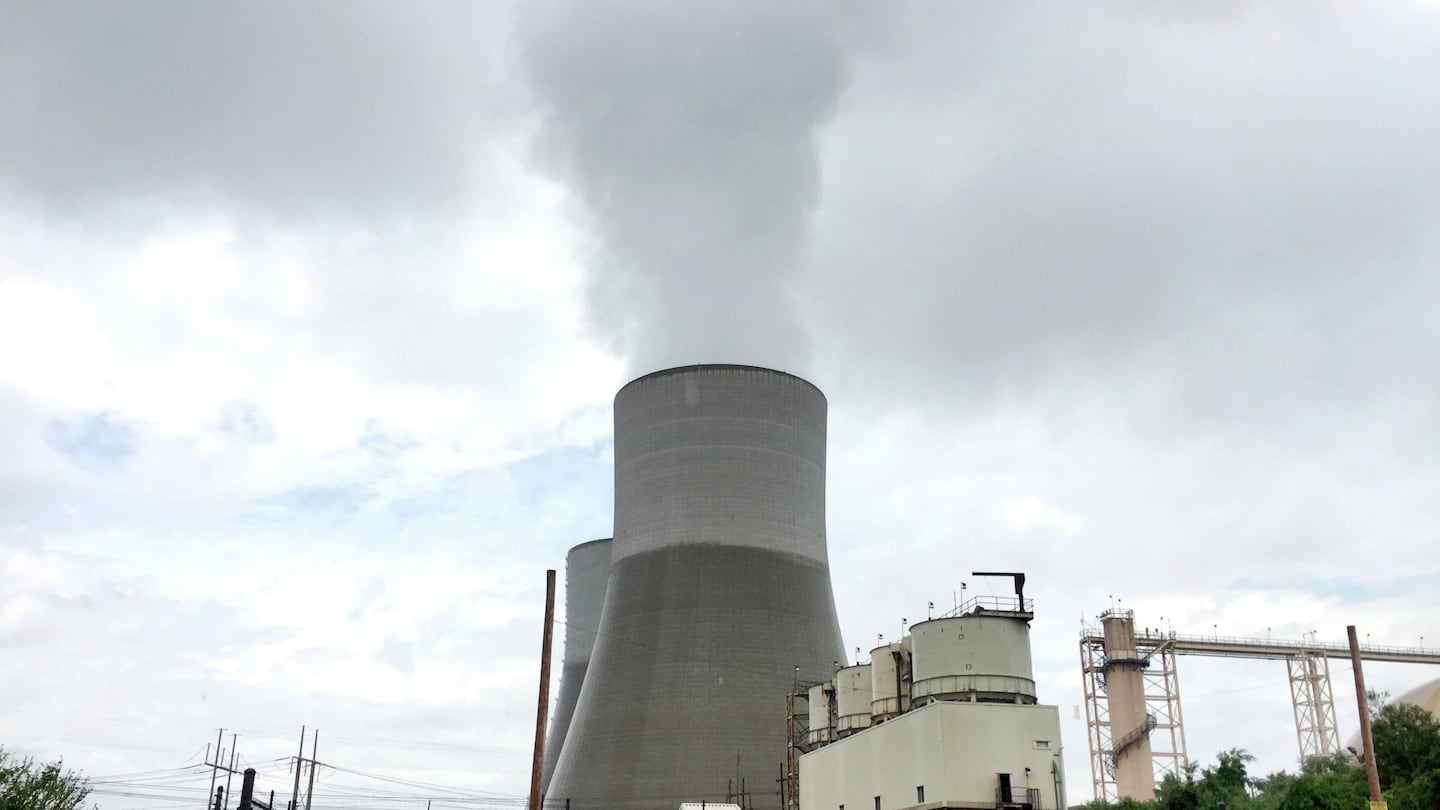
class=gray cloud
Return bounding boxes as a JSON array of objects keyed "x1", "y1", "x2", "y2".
[
  {"x1": 1, "y1": 2, "x2": 514, "y2": 222},
  {"x1": 806, "y1": 3, "x2": 1440, "y2": 416},
  {"x1": 517, "y1": 0, "x2": 875, "y2": 373},
  {"x1": 5, "y1": 2, "x2": 1440, "y2": 802}
]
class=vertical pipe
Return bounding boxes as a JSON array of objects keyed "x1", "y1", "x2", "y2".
[
  {"x1": 238, "y1": 769, "x2": 256, "y2": 810},
  {"x1": 529, "y1": 569, "x2": 558, "y2": 810},
  {"x1": 290, "y1": 726, "x2": 306, "y2": 810},
  {"x1": 1347, "y1": 625, "x2": 1382, "y2": 804}
]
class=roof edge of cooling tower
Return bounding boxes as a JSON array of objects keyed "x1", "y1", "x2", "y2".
[{"x1": 619, "y1": 363, "x2": 825, "y2": 400}]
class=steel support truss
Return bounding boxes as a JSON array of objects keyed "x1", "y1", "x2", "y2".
[
  {"x1": 1288, "y1": 649, "x2": 1341, "y2": 762},
  {"x1": 1082, "y1": 620, "x2": 1440, "y2": 803},
  {"x1": 1081, "y1": 634, "x2": 1190, "y2": 803}
]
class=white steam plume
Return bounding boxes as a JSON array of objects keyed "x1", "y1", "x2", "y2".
[{"x1": 517, "y1": 1, "x2": 864, "y2": 374}]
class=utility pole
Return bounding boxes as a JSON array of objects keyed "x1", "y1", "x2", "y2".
[
  {"x1": 290, "y1": 726, "x2": 306, "y2": 810},
  {"x1": 304, "y1": 730, "x2": 319, "y2": 810},
  {"x1": 203, "y1": 735, "x2": 242, "y2": 810},
  {"x1": 528, "y1": 569, "x2": 557, "y2": 810},
  {"x1": 207, "y1": 730, "x2": 223, "y2": 810},
  {"x1": 225, "y1": 734, "x2": 238, "y2": 810},
  {"x1": 1347, "y1": 625, "x2": 1385, "y2": 809},
  {"x1": 205, "y1": 734, "x2": 253, "y2": 810}
]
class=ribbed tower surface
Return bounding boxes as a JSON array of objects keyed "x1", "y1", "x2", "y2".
[
  {"x1": 542, "y1": 538, "x2": 612, "y2": 792},
  {"x1": 546, "y1": 365, "x2": 846, "y2": 810}
]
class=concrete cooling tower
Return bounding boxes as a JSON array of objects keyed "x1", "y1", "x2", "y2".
[
  {"x1": 546, "y1": 365, "x2": 847, "y2": 810},
  {"x1": 541, "y1": 538, "x2": 612, "y2": 792}
]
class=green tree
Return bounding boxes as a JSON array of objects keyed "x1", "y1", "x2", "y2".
[
  {"x1": 1369, "y1": 700, "x2": 1440, "y2": 792},
  {"x1": 1154, "y1": 749, "x2": 1255, "y2": 810},
  {"x1": 0, "y1": 747, "x2": 94, "y2": 810},
  {"x1": 1071, "y1": 798, "x2": 1156, "y2": 810},
  {"x1": 1153, "y1": 771, "x2": 1202, "y2": 810},
  {"x1": 1359, "y1": 698, "x2": 1440, "y2": 810},
  {"x1": 1264, "y1": 755, "x2": 1367, "y2": 810},
  {"x1": 1383, "y1": 769, "x2": 1440, "y2": 810}
]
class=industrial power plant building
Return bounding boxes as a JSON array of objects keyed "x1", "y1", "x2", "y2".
[
  {"x1": 542, "y1": 365, "x2": 1063, "y2": 810},
  {"x1": 798, "y1": 596, "x2": 1066, "y2": 810}
]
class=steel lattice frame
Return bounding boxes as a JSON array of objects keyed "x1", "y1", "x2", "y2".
[
  {"x1": 1083, "y1": 622, "x2": 1440, "y2": 804},
  {"x1": 1288, "y1": 650, "x2": 1341, "y2": 762},
  {"x1": 784, "y1": 689, "x2": 805, "y2": 810},
  {"x1": 1081, "y1": 635, "x2": 1191, "y2": 803},
  {"x1": 1142, "y1": 641, "x2": 1189, "y2": 784},
  {"x1": 1080, "y1": 636, "x2": 1117, "y2": 803}
]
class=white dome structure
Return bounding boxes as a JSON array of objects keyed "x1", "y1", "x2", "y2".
[
  {"x1": 1389, "y1": 676, "x2": 1440, "y2": 716},
  {"x1": 1347, "y1": 676, "x2": 1440, "y2": 751}
]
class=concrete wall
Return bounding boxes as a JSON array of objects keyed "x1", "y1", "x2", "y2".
[
  {"x1": 609, "y1": 364, "x2": 830, "y2": 565},
  {"x1": 799, "y1": 702, "x2": 1066, "y2": 810}
]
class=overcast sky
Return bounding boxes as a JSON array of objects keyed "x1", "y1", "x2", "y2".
[{"x1": 3, "y1": 1, "x2": 1439, "y2": 807}]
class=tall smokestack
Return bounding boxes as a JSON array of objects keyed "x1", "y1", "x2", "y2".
[
  {"x1": 547, "y1": 365, "x2": 846, "y2": 810},
  {"x1": 542, "y1": 538, "x2": 612, "y2": 792}
]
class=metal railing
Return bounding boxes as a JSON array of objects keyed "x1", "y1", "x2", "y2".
[
  {"x1": 1109, "y1": 712, "x2": 1158, "y2": 757},
  {"x1": 935, "y1": 595, "x2": 1035, "y2": 620},
  {"x1": 993, "y1": 785, "x2": 1042, "y2": 808},
  {"x1": 1079, "y1": 625, "x2": 1439, "y2": 663}
]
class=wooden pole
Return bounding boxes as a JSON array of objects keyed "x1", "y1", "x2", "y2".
[
  {"x1": 1347, "y1": 625, "x2": 1383, "y2": 805},
  {"x1": 529, "y1": 569, "x2": 558, "y2": 810}
]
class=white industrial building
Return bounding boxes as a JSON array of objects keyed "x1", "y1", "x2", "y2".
[{"x1": 796, "y1": 583, "x2": 1066, "y2": 810}]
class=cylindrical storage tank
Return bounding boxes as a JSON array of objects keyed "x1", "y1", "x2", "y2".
[
  {"x1": 869, "y1": 641, "x2": 911, "y2": 721},
  {"x1": 807, "y1": 683, "x2": 833, "y2": 745},
  {"x1": 542, "y1": 538, "x2": 613, "y2": 791},
  {"x1": 909, "y1": 615, "x2": 1037, "y2": 704},
  {"x1": 546, "y1": 366, "x2": 846, "y2": 810},
  {"x1": 835, "y1": 664, "x2": 873, "y2": 735}
]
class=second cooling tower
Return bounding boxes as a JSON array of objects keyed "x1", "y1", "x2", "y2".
[
  {"x1": 541, "y1": 538, "x2": 612, "y2": 791},
  {"x1": 546, "y1": 365, "x2": 847, "y2": 810}
]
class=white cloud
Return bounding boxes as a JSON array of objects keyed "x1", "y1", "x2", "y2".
[{"x1": 4, "y1": 2, "x2": 1440, "y2": 807}]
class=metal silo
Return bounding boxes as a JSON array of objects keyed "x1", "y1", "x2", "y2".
[
  {"x1": 541, "y1": 538, "x2": 612, "y2": 792},
  {"x1": 807, "y1": 682, "x2": 835, "y2": 746},
  {"x1": 834, "y1": 663, "x2": 873, "y2": 736},
  {"x1": 869, "y1": 640, "x2": 911, "y2": 722},
  {"x1": 545, "y1": 365, "x2": 847, "y2": 810},
  {"x1": 909, "y1": 614, "x2": 1037, "y2": 705}
]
